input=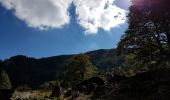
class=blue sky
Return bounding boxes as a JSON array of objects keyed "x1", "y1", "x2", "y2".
[{"x1": 0, "y1": 0, "x2": 130, "y2": 60}]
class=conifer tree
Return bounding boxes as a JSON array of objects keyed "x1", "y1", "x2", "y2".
[{"x1": 0, "y1": 70, "x2": 12, "y2": 89}]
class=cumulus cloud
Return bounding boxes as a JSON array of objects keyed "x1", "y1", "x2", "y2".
[
  {"x1": 0, "y1": 0, "x2": 72, "y2": 30},
  {"x1": 0, "y1": 0, "x2": 126, "y2": 34},
  {"x1": 74, "y1": 0, "x2": 126, "y2": 34}
]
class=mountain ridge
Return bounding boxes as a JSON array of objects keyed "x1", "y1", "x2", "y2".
[{"x1": 2, "y1": 48, "x2": 124, "y2": 88}]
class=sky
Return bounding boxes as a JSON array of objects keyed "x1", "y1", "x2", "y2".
[{"x1": 0, "y1": 0, "x2": 131, "y2": 60}]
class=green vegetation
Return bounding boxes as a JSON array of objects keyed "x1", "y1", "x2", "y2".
[
  {"x1": 117, "y1": 0, "x2": 170, "y2": 69},
  {"x1": 0, "y1": 70, "x2": 12, "y2": 89},
  {"x1": 64, "y1": 54, "x2": 97, "y2": 85},
  {"x1": 0, "y1": 0, "x2": 170, "y2": 99},
  {"x1": 92, "y1": 68, "x2": 170, "y2": 100},
  {"x1": 39, "y1": 80, "x2": 60, "y2": 90},
  {"x1": 1, "y1": 49, "x2": 121, "y2": 88}
]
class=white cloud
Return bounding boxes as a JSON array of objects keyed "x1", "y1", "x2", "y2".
[
  {"x1": 74, "y1": 0, "x2": 126, "y2": 34},
  {"x1": 0, "y1": 0, "x2": 72, "y2": 30},
  {"x1": 0, "y1": 0, "x2": 126, "y2": 34}
]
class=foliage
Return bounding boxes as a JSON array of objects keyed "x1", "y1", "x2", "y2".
[
  {"x1": 1, "y1": 49, "x2": 121, "y2": 88},
  {"x1": 117, "y1": 0, "x2": 170, "y2": 68},
  {"x1": 64, "y1": 54, "x2": 97, "y2": 86},
  {"x1": 3, "y1": 55, "x2": 71, "y2": 88},
  {"x1": 121, "y1": 54, "x2": 150, "y2": 76},
  {"x1": 0, "y1": 70, "x2": 12, "y2": 89},
  {"x1": 50, "y1": 81, "x2": 61, "y2": 97},
  {"x1": 39, "y1": 80, "x2": 60, "y2": 90},
  {"x1": 92, "y1": 68, "x2": 170, "y2": 100}
]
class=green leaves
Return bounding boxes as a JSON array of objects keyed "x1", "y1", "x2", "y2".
[
  {"x1": 117, "y1": 0, "x2": 170, "y2": 68},
  {"x1": 0, "y1": 70, "x2": 12, "y2": 89},
  {"x1": 64, "y1": 54, "x2": 97, "y2": 85}
]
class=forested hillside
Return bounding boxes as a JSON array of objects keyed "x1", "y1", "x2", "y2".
[{"x1": 1, "y1": 49, "x2": 124, "y2": 88}]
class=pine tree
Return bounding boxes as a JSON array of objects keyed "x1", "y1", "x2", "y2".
[{"x1": 0, "y1": 70, "x2": 12, "y2": 89}]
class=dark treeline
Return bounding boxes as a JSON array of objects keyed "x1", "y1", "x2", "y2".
[{"x1": 0, "y1": 49, "x2": 124, "y2": 89}]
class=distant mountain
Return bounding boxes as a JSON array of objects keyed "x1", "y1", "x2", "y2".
[{"x1": 2, "y1": 48, "x2": 125, "y2": 88}]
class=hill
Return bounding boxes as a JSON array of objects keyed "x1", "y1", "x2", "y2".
[{"x1": 1, "y1": 49, "x2": 124, "y2": 88}]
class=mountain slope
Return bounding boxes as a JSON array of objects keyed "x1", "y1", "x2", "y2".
[{"x1": 2, "y1": 49, "x2": 124, "y2": 88}]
